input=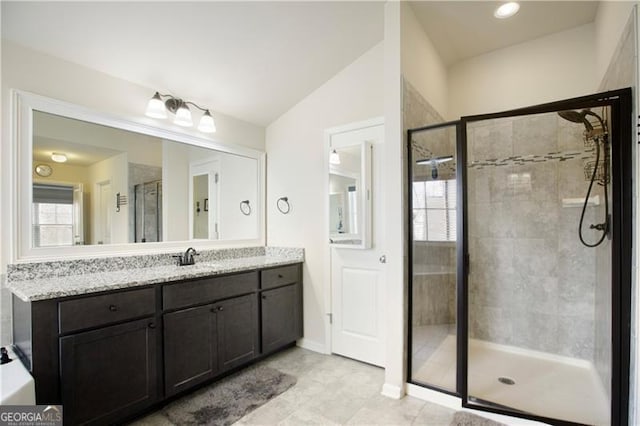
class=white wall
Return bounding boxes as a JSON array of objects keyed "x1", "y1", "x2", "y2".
[
  {"x1": 266, "y1": 41, "x2": 384, "y2": 351},
  {"x1": 401, "y1": 3, "x2": 448, "y2": 119},
  {"x1": 595, "y1": 1, "x2": 638, "y2": 83},
  {"x1": 162, "y1": 140, "x2": 190, "y2": 242},
  {"x1": 382, "y1": 0, "x2": 405, "y2": 398},
  {"x1": 0, "y1": 40, "x2": 265, "y2": 272},
  {"x1": 448, "y1": 23, "x2": 597, "y2": 120},
  {"x1": 218, "y1": 154, "x2": 259, "y2": 241}
]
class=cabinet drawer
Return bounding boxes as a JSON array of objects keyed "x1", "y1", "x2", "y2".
[
  {"x1": 163, "y1": 271, "x2": 258, "y2": 310},
  {"x1": 59, "y1": 287, "x2": 156, "y2": 334},
  {"x1": 261, "y1": 264, "x2": 300, "y2": 290}
]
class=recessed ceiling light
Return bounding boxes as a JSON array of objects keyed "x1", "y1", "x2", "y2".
[{"x1": 494, "y1": 2, "x2": 520, "y2": 19}]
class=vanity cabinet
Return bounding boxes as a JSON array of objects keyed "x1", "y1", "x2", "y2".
[
  {"x1": 260, "y1": 265, "x2": 303, "y2": 355},
  {"x1": 163, "y1": 304, "x2": 218, "y2": 396},
  {"x1": 60, "y1": 318, "x2": 158, "y2": 425},
  {"x1": 11, "y1": 262, "x2": 302, "y2": 426},
  {"x1": 216, "y1": 293, "x2": 259, "y2": 370},
  {"x1": 163, "y1": 293, "x2": 259, "y2": 396}
]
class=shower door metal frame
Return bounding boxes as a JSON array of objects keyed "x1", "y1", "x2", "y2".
[
  {"x1": 459, "y1": 88, "x2": 632, "y2": 426},
  {"x1": 406, "y1": 120, "x2": 465, "y2": 397},
  {"x1": 406, "y1": 88, "x2": 632, "y2": 426}
]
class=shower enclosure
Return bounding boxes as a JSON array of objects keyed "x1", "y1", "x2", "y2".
[
  {"x1": 407, "y1": 89, "x2": 632, "y2": 425},
  {"x1": 134, "y1": 180, "x2": 162, "y2": 243}
]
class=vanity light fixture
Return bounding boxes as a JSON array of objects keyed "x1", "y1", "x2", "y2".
[
  {"x1": 50, "y1": 152, "x2": 67, "y2": 163},
  {"x1": 494, "y1": 2, "x2": 520, "y2": 19},
  {"x1": 329, "y1": 150, "x2": 341, "y2": 165},
  {"x1": 145, "y1": 92, "x2": 216, "y2": 133}
]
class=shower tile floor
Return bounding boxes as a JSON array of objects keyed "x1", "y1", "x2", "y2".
[{"x1": 412, "y1": 325, "x2": 610, "y2": 425}]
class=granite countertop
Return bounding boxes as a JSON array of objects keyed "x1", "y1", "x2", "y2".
[{"x1": 7, "y1": 253, "x2": 303, "y2": 302}]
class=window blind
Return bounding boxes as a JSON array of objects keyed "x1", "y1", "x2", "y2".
[{"x1": 412, "y1": 179, "x2": 457, "y2": 242}]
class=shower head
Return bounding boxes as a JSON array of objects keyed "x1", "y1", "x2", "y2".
[{"x1": 558, "y1": 110, "x2": 594, "y2": 131}]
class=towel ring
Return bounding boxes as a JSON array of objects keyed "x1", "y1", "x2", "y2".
[
  {"x1": 277, "y1": 197, "x2": 290, "y2": 214},
  {"x1": 239, "y1": 200, "x2": 251, "y2": 216}
]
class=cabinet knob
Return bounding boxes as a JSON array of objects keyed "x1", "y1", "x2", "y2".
[
  {"x1": 148, "y1": 323, "x2": 156, "y2": 329},
  {"x1": 278, "y1": 274, "x2": 283, "y2": 278},
  {"x1": 218, "y1": 306, "x2": 224, "y2": 311},
  {"x1": 210, "y1": 307, "x2": 217, "y2": 313},
  {"x1": 262, "y1": 295, "x2": 267, "y2": 299},
  {"x1": 108, "y1": 305, "x2": 118, "y2": 312}
]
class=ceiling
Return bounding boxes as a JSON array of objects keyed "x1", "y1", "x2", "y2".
[
  {"x1": 2, "y1": 2, "x2": 600, "y2": 127},
  {"x1": 33, "y1": 137, "x2": 122, "y2": 167},
  {"x1": 409, "y1": 1, "x2": 599, "y2": 66},
  {"x1": 2, "y1": 1, "x2": 385, "y2": 127}
]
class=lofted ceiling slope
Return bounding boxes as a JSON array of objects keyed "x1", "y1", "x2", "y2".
[{"x1": 2, "y1": 1, "x2": 385, "y2": 127}]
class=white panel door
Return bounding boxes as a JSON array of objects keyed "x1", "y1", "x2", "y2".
[
  {"x1": 331, "y1": 248, "x2": 385, "y2": 366},
  {"x1": 330, "y1": 121, "x2": 385, "y2": 367}
]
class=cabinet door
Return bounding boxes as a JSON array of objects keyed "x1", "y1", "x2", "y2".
[
  {"x1": 216, "y1": 294, "x2": 258, "y2": 371},
  {"x1": 60, "y1": 318, "x2": 158, "y2": 425},
  {"x1": 164, "y1": 304, "x2": 218, "y2": 396},
  {"x1": 261, "y1": 284, "x2": 301, "y2": 354}
]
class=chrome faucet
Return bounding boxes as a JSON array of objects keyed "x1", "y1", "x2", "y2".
[{"x1": 173, "y1": 247, "x2": 199, "y2": 266}]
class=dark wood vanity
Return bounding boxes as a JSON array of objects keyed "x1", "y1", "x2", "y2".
[{"x1": 12, "y1": 263, "x2": 303, "y2": 425}]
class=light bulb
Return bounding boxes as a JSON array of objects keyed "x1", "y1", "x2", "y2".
[
  {"x1": 145, "y1": 92, "x2": 167, "y2": 119},
  {"x1": 51, "y1": 152, "x2": 67, "y2": 163},
  {"x1": 174, "y1": 104, "x2": 193, "y2": 127},
  {"x1": 494, "y1": 2, "x2": 520, "y2": 19},
  {"x1": 198, "y1": 110, "x2": 217, "y2": 133},
  {"x1": 330, "y1": 150, "x2": 341, "y2": 165}
]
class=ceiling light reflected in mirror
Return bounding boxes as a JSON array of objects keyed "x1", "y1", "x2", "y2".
[
  {"x1": 50, "y1": 152, "x2": 67, "y2": 163},
  {"x1": 494, "y1": 2, "x2": 520, "y2": 19}
]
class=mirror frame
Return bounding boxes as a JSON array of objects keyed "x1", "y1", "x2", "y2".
[
  {"x1": 11, "y1": 90, "x2": 266, "y2": 262},
  {"x1": 325, "y1": 120, "x2": 375, "y2": 250}
]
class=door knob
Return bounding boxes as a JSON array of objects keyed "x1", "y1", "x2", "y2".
[{"x1": 379, "y1": 255, "x2": 387, "y2": 264}]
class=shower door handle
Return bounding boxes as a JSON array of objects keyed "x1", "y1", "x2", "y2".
[{"x1": 379, "y1": 255, "x2": 386, "y2": 264}]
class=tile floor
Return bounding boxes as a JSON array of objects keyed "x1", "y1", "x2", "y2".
[
  {"x1": 135, "y1": 347, "x2": 458, "y2": 425},
  {"x1": 412, "y1": 328, "x2": 610, "y2": 426}
]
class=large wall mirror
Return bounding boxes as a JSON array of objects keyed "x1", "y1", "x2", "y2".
[{"x1": 14, "y1": 91, "x2": 265, "y2": 261}]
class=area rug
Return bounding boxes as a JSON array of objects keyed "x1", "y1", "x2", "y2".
[
  {"x1": 450, "y1": 411, "x2": 507, "y2": 426},
  {"x1": 159, "y1": 365, "x2": 296, "y2": 425}
]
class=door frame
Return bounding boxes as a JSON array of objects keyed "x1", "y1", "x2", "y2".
[
  {"x1": 323, "y1": 116, "x2": 384, "y2": 355},
  {"x1": 406, "y1": 88, "x2": 633, "y2": 426}
]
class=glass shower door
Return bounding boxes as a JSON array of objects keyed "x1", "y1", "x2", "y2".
[
  {"x1": 408, "y1": 122, "x2": 461, "y2": 394},
  {"x1": 463, "y1": 104, "x2": 620, "y2": 425}
]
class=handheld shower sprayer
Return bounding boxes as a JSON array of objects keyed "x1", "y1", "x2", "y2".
[{"x1": 557, "y1": 108, "x2": 609, "y2": 248}]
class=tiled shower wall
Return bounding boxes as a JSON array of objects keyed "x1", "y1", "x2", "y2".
[
  {"x1": 404, "y1": 79, "x2": 458, "y2": 330},
  {"x1": 411, "y1": 243, "x2": 456, "y2": 326},
  {"x1": 467, "y1": 113, "x2": 602, "y2": 363},
  {"x1": 128, "y1": 163, "x2": 162, "y2": 243},
  {"x1": 597, "y1": 10, "x2": 637, "y2": 401}
]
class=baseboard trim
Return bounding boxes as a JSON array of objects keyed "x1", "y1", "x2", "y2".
[
  {"x1": 381, "y1": 383, "x2": 404, "y2": 399},
  {"x1": 406, "y1": 384, "x2": 546, "y2": 425},
  {"x1": 296, "y1": 338, "x2": 327, "y2": 354},
  {"x1": 406, "y1": 383, "x2": 461, "y2": 409}
]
